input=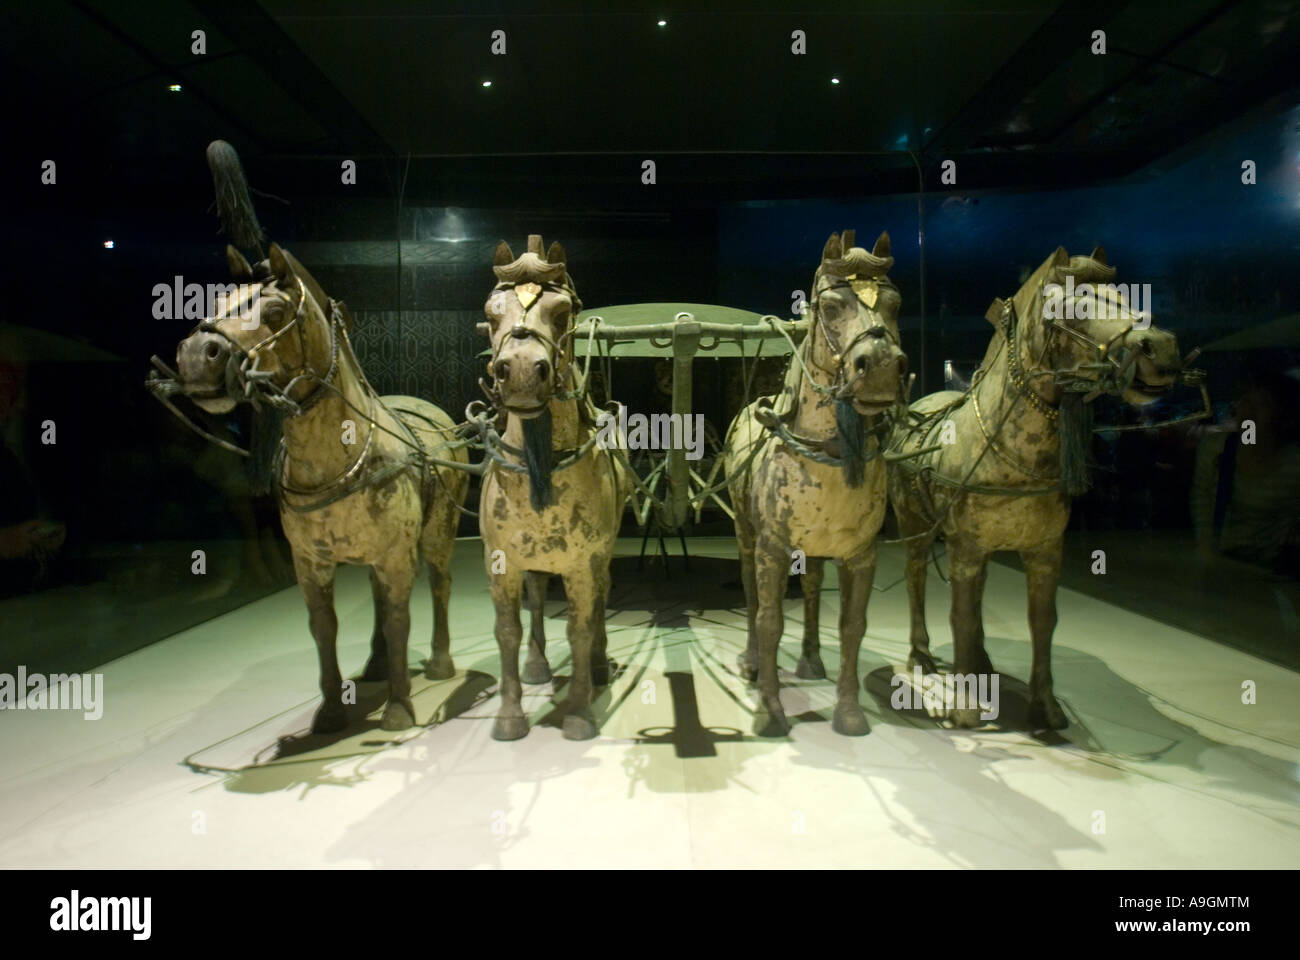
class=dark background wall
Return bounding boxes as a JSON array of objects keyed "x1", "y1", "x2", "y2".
[{"x1": 3, "y1": 81, "x2": 1298, "y2": 678}]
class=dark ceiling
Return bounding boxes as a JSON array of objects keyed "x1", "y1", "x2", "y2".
[{"x1": 5, "y1": 0, "x2": 1300, "y2": 206}]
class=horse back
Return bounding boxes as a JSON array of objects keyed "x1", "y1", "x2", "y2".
[{"x1": 382, "y1": 395, "x2": 468, "y2": 465}]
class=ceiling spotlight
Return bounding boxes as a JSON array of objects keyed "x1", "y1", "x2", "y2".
[
  {"x1": 103, "y1": 240, "x2": 114, "y2": 249},
  {"x1": 482, "y1": 80, "x2": 492, "y2": 88},
  {"x1": 657, "y1": 20, "x2": 667, "y2": 27},
  {"x1": 168, "y1": 83, "x2": 181, "y2": 92},
  {"x1": 830, "y1": 77, "x2": 840, "y2": 85}
]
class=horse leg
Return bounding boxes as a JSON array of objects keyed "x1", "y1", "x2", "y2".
[
  {"x1": 361, "y1": 568, "x2": 387, "y2": 681},
  {"x1": 948, "y1": 541, "x2": 989, "y2": 729},
  {"x1": 373, "y1": 553, "x2": 418, "y2": 731},
  {"x1": 832, "y1": 547, "x2": 874, "y2": 735},
  {"x1": 796, "y1": 557, "x2": 826, "y2": 679},
  {"x1": 424, "y1": 555, "x2": 456, "y2": 680},
  {"x1": 735, "y1": 516, "x2": 760, "y2": 682},
  {"x1": 752, "y1": 542, "x2": 790, "y2": 737},
  {"x1": 296, "y1": 558, "x2": 346, "y2": 734},
  {"x1": 489, "y1": 562, "x2": 528, "y2": 740},
  {"x1": 521, "y1": 571, "x2": 552, "y2": 684},
  {"x1": 560, "y1": 569, "x2": 599, "y2": 740},
  {"x1": 970, "y1": 558, "x2": 994, "y2": 676},
  {"x1": 905, "y1": 533, "x2": 938, "y2": 672},
  {"x1": 1023, "y1": 542, "x2": 1068, "y2": 730},
  {"x1": 590, "y1": 562, "x2": 613, "y2": 686}
]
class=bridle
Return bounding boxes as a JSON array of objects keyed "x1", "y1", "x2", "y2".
[
  {"x1": 196, "y1": 274, "x2": 343, "y2": 419},
  {"x1": 801, "y1": 273, "x2": 904, "y2": 402},
  {"x1": 480, "y1": 278, "x2": 585, "y2": 409},
  {"x1": 999, "y1": 280, "x2": 1189, "y2": 417},
  {"x1": 146, "y1": 274, "x2": 343, "y2": 457}
]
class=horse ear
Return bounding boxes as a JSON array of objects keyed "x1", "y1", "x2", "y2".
[
  {"x1": 822, "y1": 233, "x2": 842, "y2": 262},
  {"x1": 493, "y1": 241, "x2": 514, "y2": 266},
  {"x1": 336, "y1": 299, "x2": 355, "y2": 333},
  {"x1": 546, "y1": 240, "x2": 566, "y2": 265},
  {"x1": 267, "y1": 243, "x2": 293, "y2": 283},
  {"x1": 1051, "y1": 246, "x2": 1070, "y2": 267},
  {"x1": 226, "y1": 245, "x2": 253, "y2": 280},
  {"x1": 1091, "y1": 245, "x2": 1107, "y2": 265},
  {"x1": 842, "y1": 229, "x2": 856, "y2": 250},
  {"x1": 873, "y1": 231, "x2": 891, "y2": 259}
]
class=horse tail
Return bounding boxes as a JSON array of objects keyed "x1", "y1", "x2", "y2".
[{"x1": 206, "y1": 140, "x2": 265, "y2": 259}]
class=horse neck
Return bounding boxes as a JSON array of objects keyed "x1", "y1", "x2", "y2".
[
  {"x1": 502, "y1": 368, "x2": 582, "y2": 451},
  {"x1": 791, "y1": 314, "x2": 839, "y2": 438},
  {"x1": 279, "y1": 326, "x2": 374, "y2": 488},
  {"x1": 972, "y1": 313, "x2": 1060, "y2": 454}
]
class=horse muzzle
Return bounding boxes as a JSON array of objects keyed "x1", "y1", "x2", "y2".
[
  {"x1": 176, "y1": 330, "x2": 238, "y2": 412},
  {"x1": 840, "y1": 338, "x2": 907, "y2": 414},
  {"x1": 1120, "y1": 330, "x2": 1181, "y2": 406},
  {"x1": 491, "y1": 337, "x2": 555, "y2": 419}
]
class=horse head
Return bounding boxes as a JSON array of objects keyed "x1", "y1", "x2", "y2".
[
  {"x1": 1013, "y1": 246, "x2": 1183, "y2": 408},
  {"x1": 483, "y1": 235, "x2": 582, "y2": 419},
  {"x1": 808, "y1": 230, "x2": 908, "y2": 416},
  {"x1": 175, "y1": 243, "x2": 342, "y2": 416}
]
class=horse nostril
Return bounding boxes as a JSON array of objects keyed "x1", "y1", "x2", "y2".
[
  {"x1": 855, "y1": 355, "x2": 869, "y2": 373},
  {"x1": 496, "y1": 361, "x2": 510, "y2": 381},
  {"x1": 535, "y1": 360, "x2": 550, "y2": 381},
  {"x1": 204, "y1": 341, "x2": 222, "y2": 361},
  {"x1": 1140, "y1": 338, "x2": 1155, "y2": 358}
]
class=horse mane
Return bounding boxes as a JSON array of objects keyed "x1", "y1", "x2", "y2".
[
  {"x1": 491, "y1": 236, "x2": 582, "y2": 309},
  {"x1": 818, "y1": 246, "x2": 894, "y2": 280},
  {"x1": 492, "y1": 251, "x2": 569, "y2": 286}
]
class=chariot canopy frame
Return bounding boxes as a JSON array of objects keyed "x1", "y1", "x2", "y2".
[{"x1": 481, "y1": 302, "x2": 813, "y2": 531}]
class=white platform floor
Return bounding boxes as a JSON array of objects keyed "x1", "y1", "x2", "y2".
[{"x1": 1, "y1": 537, "x2": 1297, "y2": 869}]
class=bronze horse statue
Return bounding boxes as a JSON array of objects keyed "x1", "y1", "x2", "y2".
[
  {"x1": 887, "y1": 246, "x2": 1189, "y2": 729},
  {"x1": 164, "y1": 242, "x2": 469, "y2": 733},
  {"x1": 723, "y1": 230, "x2": 909, "y2": 737},
  {"x1": 476, "y1": 235, "x2": 633, "y2": 741}
]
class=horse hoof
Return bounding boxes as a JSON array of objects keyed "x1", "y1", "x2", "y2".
[
  {"x1": 492, "y1": 714, "x2": 529, "y2": 741},
  {"x1": 521, "y1": 659, "x2": 553, "y2": 685},
  {"x1": 973, "y1": 652, "x2": 996, "y2": 676},
  {"x1": 380, "y1": 699, "x2": 416, "y2": 731},
  {"x1": 424, "y1": 655, "x2": 456, "y2": 681},
  {"x1": 832, "y1": 703, "x2": 870, "y2": 737},
  {"x1": 311, "y1": 703, "x2": 348, "y2": 735},
  {"x1": 591, "y1": 659, "x2": 616, "y2": 686},
  {"x1": 907, "y1": 651, "x2": 937, "y2": 674},
  {"x1": 360, "y1": 657, "x2": 387, "y2": 682},
  {"x1": 1028, "y1": 696, "x2": 1068, "y2": 731},
  {"x1": 795, "y1": 654, "x2": 826, "y2": 680},
  {"x1": 950, "y1": 707, "x2": 984, "y2": 729},
  {"x1": 753, "y1": 708, "x2": 790, "y2": 738},
  {"x1": 563, "y1": 711, "x2": 599, "y2": 741}
]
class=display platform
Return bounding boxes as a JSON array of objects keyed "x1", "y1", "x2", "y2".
[{"x1": 1, "y1": 538, "x2": 1294, "y2": 870}]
